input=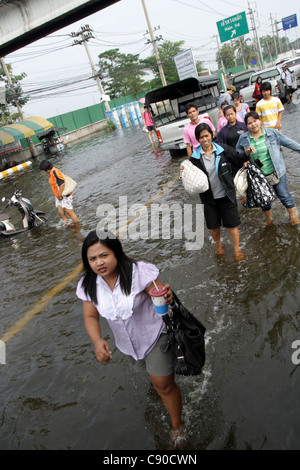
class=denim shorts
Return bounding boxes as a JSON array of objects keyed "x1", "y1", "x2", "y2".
[{"x1": 128, "y1": 332, "x2": 175, "y2": 377}]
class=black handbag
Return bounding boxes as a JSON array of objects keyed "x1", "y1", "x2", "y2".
[
  {"x1": 161, "y1": 292, "x2": 206, "y2": 376},
  {"x1": 243, "y1": 162, "x2": 276, "y2": 208}
]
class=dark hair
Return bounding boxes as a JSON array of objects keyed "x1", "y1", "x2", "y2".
[
  {"x1": 260, "y1": 81, "x2": 271, "y2": 92},
  {"x1": 195, "y1": 122, "x2": 213, "y2": 142},
  {"x1": 223, "y1": 104, "x2": 236, "y2": 115},
  {"x1": 81, "y1": 230, "x2": 136, "y2": 303},
  {"x1": 256, "y1": 76, "x2": 262, "y2": 84},
  {"x1": 232, "y1": 92, "x2": 240, "y2": 100},
  {"x1": 144, "y1": 104, "x2": 154, "y2": 116},
  {"x1": 185, "y1": 102, "x2": 198, "y2": 114},
  {"x1": 39, "y1": 160, "x2": 53, "y2": 171},
  {"x1": 244, "y1": 111, "x2": 260, "y2": 125}
]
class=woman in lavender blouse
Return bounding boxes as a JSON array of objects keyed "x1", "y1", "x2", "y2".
[{"x1": 76, "y1": 230, "x2": 185, "y2": 447}]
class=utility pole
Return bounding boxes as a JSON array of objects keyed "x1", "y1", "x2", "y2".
[
  {"x1": 270, "y1": 14, "x2": 278, "y2": 58},
  {"x1": 247, "y1": 2, "x2": 264, "y2": 69},
  {"x1": 0, "y1": 57, "x2": 38, "y2": 157},
  {"x1": 141, "y1": 0, "x2": 167, "y2": 86},
  {"x1": 71, "y1": 25, "x2": 110, "y2": 111},
  {"x1": 238, "y1": 38, "x2": 247, "y2": 70},
  {"x1": 275, "y1": 20, "x2": 282, "y2": 53},
  {"x1": 215, "y1": 35, "x2": 226, "y2": 78}
]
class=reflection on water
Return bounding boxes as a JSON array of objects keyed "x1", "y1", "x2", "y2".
[{"x1": 0, "y1": 113, "x2": 300, "y2": 450}]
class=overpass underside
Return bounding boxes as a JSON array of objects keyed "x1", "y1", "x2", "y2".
[{"x1": 0, "y1": 0, "x2": 120, "y2": 57}]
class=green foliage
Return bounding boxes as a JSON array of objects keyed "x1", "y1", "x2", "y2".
[
  {"x1": 216, "y1": 44, "x2": 236, "y2": 69},
  {"x1": 141, "y1": 40, "x2": 185, "y2": 87},
  {"x1": 102, "y1": 119, "x2": 117, "y2": 132},
  {"x1": 97, "y1": 48, "x2": 147, "y2": 99},
  {"x1": 0, "y1": 62, "x2": 28, "y2": 123},
  {"x1": 217, "y1": 35, "x2": 296, "y2": 71}
]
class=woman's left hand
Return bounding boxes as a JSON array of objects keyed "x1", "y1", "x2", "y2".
[{"x1": 163, "y1": 284, "x2": 173, "y2": 305}]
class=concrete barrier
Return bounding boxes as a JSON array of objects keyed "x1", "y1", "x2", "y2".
[{"x1": 0, "y1": 161, "x2": 33, "y2": 180}]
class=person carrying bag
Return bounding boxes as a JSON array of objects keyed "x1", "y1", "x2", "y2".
[
  {"x1": 161, "y1": 292, "x2": 206, "y2": 376},
  {"x1": 242, "y1": 162, "x2": 276, "y2": 209},
  {"x1": 39, "y1": 160, "x2": 79, "y2": 225},
  {"x1": 236, "y1": 111, "x2": 300, "y2": 226}
]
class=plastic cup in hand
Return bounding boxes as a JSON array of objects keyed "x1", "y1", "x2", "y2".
[{"x1": 149, "y1": 286, "x2": 168, "y2": 315}]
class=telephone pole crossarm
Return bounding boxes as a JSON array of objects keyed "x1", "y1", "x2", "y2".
[{"x1": 70, "y1": 25, "x2": 110, "y2": 111}]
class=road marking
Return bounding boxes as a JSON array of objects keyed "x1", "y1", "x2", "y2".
[
  {"x1": 0, "y1": 263, "x2": 83, "y2": 344},
  {"x1": 0, "y1": 173, "x2": 181, "y2": 345}
]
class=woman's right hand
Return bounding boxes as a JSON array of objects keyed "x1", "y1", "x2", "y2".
[
  {"x1": 245, "y1": 146, "x2": 256, "y2": 157},
  {"x1": 94, "y1": 339, "x2": 112, "y2": 364}
]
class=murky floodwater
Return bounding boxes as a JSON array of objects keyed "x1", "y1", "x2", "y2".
[{"x1": 0, "y1": 107, "x2": 299, "y2": 451}]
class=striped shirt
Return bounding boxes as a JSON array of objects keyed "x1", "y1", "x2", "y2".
[
  {"x1": 255, "y1": 97, "x2": 284, "y2": 128},
  {"x1": 249, "y1": 128, "x2": 275, "y2": 175}
]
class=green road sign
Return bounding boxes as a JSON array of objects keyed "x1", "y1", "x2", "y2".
[{"x1": 217, "y1": 11, "x2": 249, "y2": 43}]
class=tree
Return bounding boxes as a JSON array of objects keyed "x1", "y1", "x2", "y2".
[
  {"x1": 233, "y1": 37, "x2": 258, "y2": 67},
  {"x1": 216, "y1": 44, "x2": 236, "y2": 70},
  {"x1": 0, "y1": 62, "x2": 28, "y2": 124},
  {"x1": 97, "y1": 48, "x2": 147, "y2": 99},
  {"x1": 196, "y1": 60, "x2": 204, "y2": 75},
  {"x1": 141, "y1": 40, "x2": 185, "y2": 88}
]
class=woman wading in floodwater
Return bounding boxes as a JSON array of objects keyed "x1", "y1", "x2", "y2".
[
  {"x1": 189, "y1": 123, "x2": 250, "y2": 260},
  {"x1": 76, "y1": 230, "x2": 186, "y2": 448}
]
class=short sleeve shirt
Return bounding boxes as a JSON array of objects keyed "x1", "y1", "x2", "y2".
[
  {"x1": 142, "y1": 111, "x2": 153, "y2": 127},
  {"x1": 76, "y1": 261, "x2": 164, "y2": 360},
  {"x1": 183, "y1": 118, "x2": 215, "y2": 149},
  {"x1": 256, "y1": 97, "x2": 284, "y2": 128}
]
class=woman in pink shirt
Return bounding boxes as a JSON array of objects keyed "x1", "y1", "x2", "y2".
[
  {"x1": 76, "y1": 230, "x2": 185, "y2": 447},
  {"x1": 142, "y1": 105, "x2": 156, "y2": 145}
]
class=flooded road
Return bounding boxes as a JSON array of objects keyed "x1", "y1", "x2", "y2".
[{"x1": 0, "y1": 106, "x2": 299, "y2": 450}]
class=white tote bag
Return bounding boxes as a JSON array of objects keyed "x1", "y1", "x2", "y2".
[
  {"x1": 180, "y1": 159, "x2": 209, "y2": 196},
  {"x1": 234, "y1": 166, "x2": 248, "y2": 199},
  {"x1": 62, "y1": 175, "x2": 77, "y2": 196}
]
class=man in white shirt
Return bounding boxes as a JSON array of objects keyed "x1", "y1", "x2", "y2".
[{"x1": 282, "y1": 65, "x2": 293, "y2": 104}]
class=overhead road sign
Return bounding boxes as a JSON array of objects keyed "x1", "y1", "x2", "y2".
[
  {"x1": 217, "y1": 11, "x2": 249, "y2": 43},
  {"x1": 282, "y1": 14, "x2": 298, "y2": 31}
]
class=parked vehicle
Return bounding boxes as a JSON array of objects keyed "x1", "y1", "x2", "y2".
[
  {"x1": 145, "y1": 76, "x2": 221, "y2": 157},
  {"x1": 275, "y1": 50, "x2": 300, "y2": 66},
  {"x1": 0, "y1": 184, "x2": 47, "y2": 237},
  {"x1": 232, "y1": 69, "x2": 257, "y2": 92},
  {"x1": 239, "y1": 66, "x2": 285, "y2": 108}
]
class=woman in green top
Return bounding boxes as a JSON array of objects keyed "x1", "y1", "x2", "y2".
[{"x1": 236, "y1": 111, "x2": 300, "y2": 226}]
